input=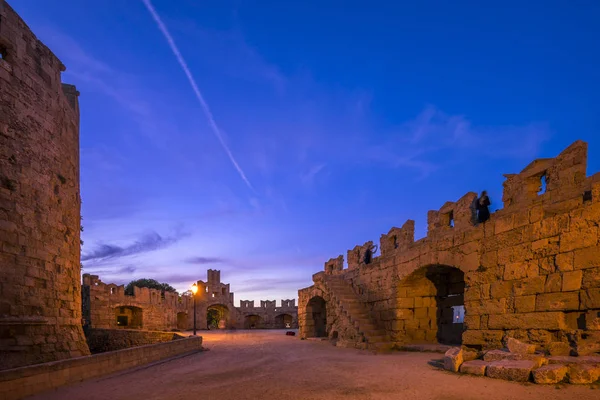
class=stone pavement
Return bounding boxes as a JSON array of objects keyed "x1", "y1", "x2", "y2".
[{"x1": 31, "y1": 330, "x2": 598, "y2": 400}]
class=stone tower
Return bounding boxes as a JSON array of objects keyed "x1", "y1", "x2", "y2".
[{"x1": 0, "y1": 0, "x2": 90, "y2": 369}]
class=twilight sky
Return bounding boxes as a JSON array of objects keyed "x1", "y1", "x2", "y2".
[{"x1": 14, "y1": 0, "x2": 600, "y2": 305}]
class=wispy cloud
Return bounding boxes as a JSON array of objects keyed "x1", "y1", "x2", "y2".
[
  {"x1": 142, "y1": 0, "x2": 255, "y2": 193},
  {"x1": 185, "y1": 256, "x2": 226, "y2": 265},
  {"x1": 83, "y1": 230, "x2": 189, "y2": 263},
  {"x1": 361, "y1": 105, "x2": 550, "y2": 178},
  {"x1": 300, "y1": 163, "x2": 326, "y2": 186}
]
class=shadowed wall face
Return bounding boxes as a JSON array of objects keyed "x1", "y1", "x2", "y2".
[
  {"x1": 305, "y1": 296, "x2": 327, "y2": 338},
  {"x1": 0, "y1": 0, "x2": 89, "y2": 370}
]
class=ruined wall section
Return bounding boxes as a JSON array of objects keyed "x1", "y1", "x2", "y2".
[
  {"x1": 82, "y1": 274, "x2": 192, "y2": 331},
  {"x1": 0, "y1": 1, "x2": 90, "y2": 370},
  {"x1": 299, "y1": 140, "x2": 600, "y2": 353}
]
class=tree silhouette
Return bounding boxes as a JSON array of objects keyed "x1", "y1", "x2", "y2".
[{"x1": 125, "y1": 278, "x2": 176, "y2": 296}]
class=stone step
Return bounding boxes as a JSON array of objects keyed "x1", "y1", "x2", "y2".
[
  {"x1": 397, "y1": 344, "x2": 453, "y2": 354},
  {"x1": 486, "y1": 360, "x2": 537, "y2": 382},
  {"x1": 547, "y1": 355, "x2": 600, "y2": 365},
  {"x1": 483, "y1": 349, "x2": 547, "y2": 368}
]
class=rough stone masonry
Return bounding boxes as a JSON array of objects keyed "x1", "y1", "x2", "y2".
[
  {"x1": 0, "y1": 0, "x2": 90, "y2": 370},
  {"x1": 299, "y1": 140, "x2": 600, "y2": 356},
  {"x1": 82, "y1": 270, "x2": 298, "y2": 332}
]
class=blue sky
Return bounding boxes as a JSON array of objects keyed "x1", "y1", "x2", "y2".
[{"x1": 14, "y1": 0, "x2": 600, "y2": 304}]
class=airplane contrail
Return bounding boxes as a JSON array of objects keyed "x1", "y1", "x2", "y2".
[{"x1": 142, "y1": 0, "x2": 255, "y2": 192}]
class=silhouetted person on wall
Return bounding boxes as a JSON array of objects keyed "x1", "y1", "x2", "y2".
[{"x1": 477, "y1": 191, "x2": 491, "y2": 223}]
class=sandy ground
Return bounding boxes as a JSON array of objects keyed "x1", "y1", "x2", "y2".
[{"x1": 31, "y1": 330, "x2": 598, "y2": 400}]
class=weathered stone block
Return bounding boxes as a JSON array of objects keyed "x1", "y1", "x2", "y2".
[
  {"x1": 483, "y1": 349, "x2": 547, "y2": 368},
  {"x1": 507, "y1": 337, "x2": 535, "y2": 354},
  {"x1": 532, "y1": 364, "x2": 568, "y2": 384},
  {"x1": 462, "y1": 330, "x2": 503, "y2": 349},
  {"x1": 585, "y1": 310, "x2": 600, "y2": 330},
  {"x1": 486, "y1": 360, "x2": 536, "y2": 382},
  {"x1": 459, "y1": 360, "x2": 489, "y2": 376},
  {"x1": 465, "y1": 298, "x2": 506, "y2": 316},
  {"x1": 580, "y1": 288, "x2": 600, "y2": 309},
  {"x1": 544, "y1": 273, "x2": 561, "y2": 292},
  {"x1": 397, "y1": 297, "x2": 414, "y2": 308},
  {"x1": 513, "y1": 276, "x2": 546, "y2": 296},
  {"x1": 547, "y1": 342, "x2": 571, "y2": 356},
  {"x1": 514, "y1": 296, "x2": 536, "y2": 313},
  {"x1": 395, "y1": 309, "x2": 414, "y2": 320},
  {"x1": 443, "y1": 347, "x2": 463, "y2": 372},
  {"x1": 490, "y1": 281, "x2": 513, "y2": 298},
  {"x1": 555, "y1": 252, "x2": 574, "y2": 271},
  {"x1": 504, "y1": 262, "x2": 528, "y2": 280},
  {"x1": 548, "y1": 355, "x2": 600, "y2": 365},
  {"x1": 535, "y1": 292, "x2": 579, "y2": 311},
  {"x1": 569, "y1": 364, "x2": 600, "y2": 384},
  {"x1": 463, "y1": 315, "x2": 480, "y2": 330},
  {"x1": 574, "y1": 245, "x2": 600, "y2": 270},
  {"x1": 414, "y1": 307, "x2": 428, "y2": 319},
  {"x1": 488, "y1": 312, "x2": 567, "y2": 330},
  {"x1": 582, "y1": 267, "x2": 600, "y2": 289},
  {"x1": 560, "y1": 227, "x2": 598, "y2": 253},
  {"x1": 561, "y1": 270, "x2": 583, "y2": 292}
]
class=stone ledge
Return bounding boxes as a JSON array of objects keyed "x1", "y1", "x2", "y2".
[{"x1": 0, "y1": 335, "x2": 203, "y2": 400}]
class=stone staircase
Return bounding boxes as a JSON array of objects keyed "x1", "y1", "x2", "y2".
[{"x1": 323, "y1": 275, "x2": 393, "y2": 352}]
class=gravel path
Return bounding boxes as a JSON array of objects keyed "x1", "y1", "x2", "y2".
[{"x1": 32, "y1": 330, "x2": 597, "y2": 400}]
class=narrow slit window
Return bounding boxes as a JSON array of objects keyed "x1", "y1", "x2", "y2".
[
  {"x1": 448, "y1": 211, "x2": 454, "y2": 227},
  {"x1": 538, "y1": 173, "x2": 547, "y2": 195}
]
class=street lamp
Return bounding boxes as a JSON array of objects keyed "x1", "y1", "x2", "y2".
[{"x1": 191, "y1": 283, "x2": 198, "y2": 336}]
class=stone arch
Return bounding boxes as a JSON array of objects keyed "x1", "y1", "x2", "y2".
[
  {"x1": 274, "y1": 313, "x2": 294, "y2": 329},
  {"x1": 396, "y1": 264, "x2": 465, "y2": 345},
  {"x1": 207, "y1": 304, "x2": 229, "y2": 329},
  {"x1": 176, "y1": 312, "x2": 188, "y2": 330},
  {"x1": 305, "y1": 296, "x2": 327, "y2": 338},
  {"x1": 244, "y1": 314, "x2": 262, "y2": 329},
  {"x1": 114, "y1": 306, "x2": 143, "y2": 329}
]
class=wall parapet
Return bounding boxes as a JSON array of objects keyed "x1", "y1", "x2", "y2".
[
  {"x1": 0, "y1": 335, "x2": 203, "y2": 400},
  {"x1": 317, "y1": 140, "x2": 600, "y2": 276}
]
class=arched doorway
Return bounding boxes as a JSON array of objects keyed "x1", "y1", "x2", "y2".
[
  {"x1": 244, "y1": 314, "x2": 262, "y2": 329},
  {"x1": 176, "y1": 312, "x2": 188, "y2": 330},
  {"x1": 207, "y1": 304, "x2": 229, "y2": 329},
  {"x1": 305, "y1": 296, "x2": 327, "y2": 337},
  {"x1": 114, "y1": 306, "x2": 143, "y2": 329},
  {"x1": 275, "y1": 313, "x2": 293, "y2": 329},
  {"x1": 396, "y1": 265, "x2": 465, "y2": 345}
]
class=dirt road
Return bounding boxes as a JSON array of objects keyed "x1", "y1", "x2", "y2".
[{"x1": 32, "y1": 330, "x2": 597, "y2": 400}]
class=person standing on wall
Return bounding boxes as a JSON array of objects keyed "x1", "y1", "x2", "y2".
[{"x1": 477, "y1": 191, "x2": 491, "y2": 223}]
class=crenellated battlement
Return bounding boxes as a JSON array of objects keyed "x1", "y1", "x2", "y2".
[
  {"x1": 321, "y1": 140, "x2": 600, "y2": 276},
  {"x1": 303, "y1": 139, "x2": 600, "y2": 352},
  {"x1": 82, "y1": 274, "x2": 192, "y2": 310}
]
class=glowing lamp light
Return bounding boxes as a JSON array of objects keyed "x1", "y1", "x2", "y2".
[{"x1": 191, "y1": 283, "x2": 198, "y2": 336}]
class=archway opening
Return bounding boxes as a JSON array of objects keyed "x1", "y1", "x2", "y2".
[
  {"x1": 275, "y1": 313, "x2": 293, "y2": 329},
  {"x1": 396, "y1": 265, "x2": 465, "y2": 345},
  {"x1": 176, "y1": 312, "x2": 188, "y2": 330},
  {"x1": 244, "y1": 314, "x2": 262, "y2": 329},
  {"x1": 207, "y1": 304, "x2": 229, "y2": 329},
  {"x1": 114, "y1": 306, "x2": 143, "y2": 329},
  {"x1": 305, "y1": 296, "x2": 327, "y2": 337}
]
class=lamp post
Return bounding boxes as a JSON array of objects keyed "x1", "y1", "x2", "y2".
[{"x1": 191, "y1": 283, "x2": 198, "y2": 336}]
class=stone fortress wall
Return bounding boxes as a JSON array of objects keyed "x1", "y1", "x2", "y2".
[
  {"x1": 0, "y1": 0, "x2": 90, "y2": 370},
  {"x1": 83, "y1": 269, "x2": 299, "y2": 331},
  {"x1": 239, "y1": 299, "x2": 298, "y2": 329},
  {"x1": 299, "y1": 141, "x2": 600, "y2": 355}
]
